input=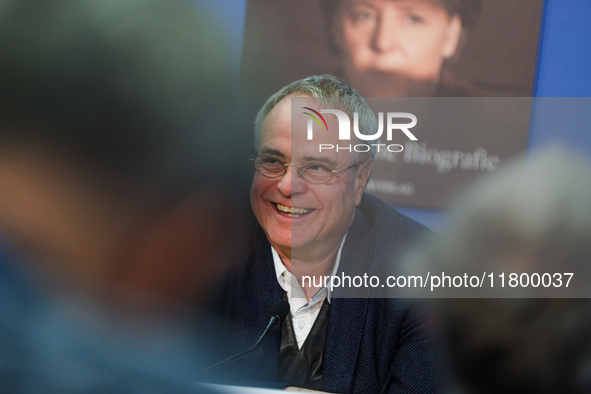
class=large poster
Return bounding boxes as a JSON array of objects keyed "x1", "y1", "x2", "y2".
[{"x1": 241, "y1": 0, "x2": 544, "y2": 209}]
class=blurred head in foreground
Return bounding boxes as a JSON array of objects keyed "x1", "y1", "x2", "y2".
[
  {"x1": 323, "y1": 0, "x2": 481, "y2": 97},
  {"x1": 0, "y1": 0, "x2": 240, "y2": 311},
  {"x1": 410, "y1": 147, "x2": 591, "y2": 393},
  {"x1": 0, "y1": 0, "x2": 241, "y2": 389}
]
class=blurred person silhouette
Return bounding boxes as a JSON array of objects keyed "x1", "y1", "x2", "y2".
[
  {"x1": 0, "y1": 0, "x2": 246, "y2": 391},
  {"x1": 322, "y1": 0, "x2": 481, "y2": 97},
  {"x1": 407, "y1": 147, "x2": 591, "y2": 393}
]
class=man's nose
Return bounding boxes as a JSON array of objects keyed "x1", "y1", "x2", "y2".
[
  {"x1": 277, "y1": 166, "x2": 307, "y2": 197},
  {"x1": 371, "y1": 17, "x2": 402, "y2": 53}
]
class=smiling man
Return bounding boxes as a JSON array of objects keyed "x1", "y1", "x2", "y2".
[
  {"x1": 209, "y1": 75, "x2": 439, "y2": 392},
  {"x1": 250, "y1": 93, "x2": 373, "y2": 296}
]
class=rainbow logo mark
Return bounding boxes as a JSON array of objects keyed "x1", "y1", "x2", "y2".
[{"x1": 302, "y1": 107, "x2": 329, "y2": 131}]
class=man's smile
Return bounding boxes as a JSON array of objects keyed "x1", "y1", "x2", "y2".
[{"x1": 275, "y1": 203, "x2": 314, "y2": 218}]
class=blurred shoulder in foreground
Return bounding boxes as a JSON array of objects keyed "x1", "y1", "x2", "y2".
[
  {"x1": 0, "y1": 0, "x2": 248, "y2": 391},
  {"x1": 407, "y1": 146, "x2": 591, "y2": 393}
]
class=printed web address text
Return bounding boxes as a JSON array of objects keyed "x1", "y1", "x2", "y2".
[{"x1": 302, "y1": 272, "x2": 574, "y2": 292}]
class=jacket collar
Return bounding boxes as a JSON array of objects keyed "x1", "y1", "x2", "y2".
[{"x1": 323, "y1": 207, "x2": 375, "y2": 392}]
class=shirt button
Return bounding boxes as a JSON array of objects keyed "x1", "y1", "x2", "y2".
[{"x1": 298, "y1": 320, "x2": 306, "y2": 329}]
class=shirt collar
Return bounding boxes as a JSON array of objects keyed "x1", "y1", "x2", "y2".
[{"x1": 271, "y1": 234, "x2": 347, "y2": 304}]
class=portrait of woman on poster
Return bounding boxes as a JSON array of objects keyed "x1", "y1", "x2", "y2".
[{"x1": 323, "y1": 0, "x2": 482, "y2": 97}]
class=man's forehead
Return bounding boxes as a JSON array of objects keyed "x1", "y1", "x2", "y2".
[
  {"x1": 259, "y1": 95, "x2": 355, "y2": 162},
  {"x1": 258, "y1": 146, "x2": 340, "y2": 167},
  {"x1": 258, "y1": 147, "x2": 286, "y2": 157}
]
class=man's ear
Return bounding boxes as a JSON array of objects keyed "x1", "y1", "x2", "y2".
[
  {"x1": 442, "y1": 15, "x2": 462, "y2": 59},
  {"x1": 354, "y1": 160, "x2": 374, "y2": 206}
]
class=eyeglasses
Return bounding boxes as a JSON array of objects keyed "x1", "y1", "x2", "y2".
[{"x1": 250, "y1": 154, "x2": 359, "y2": 184}]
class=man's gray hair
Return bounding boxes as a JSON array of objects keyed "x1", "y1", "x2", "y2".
[{"x1": 254, "y1": 74, "x2": 378, "y2": 163}]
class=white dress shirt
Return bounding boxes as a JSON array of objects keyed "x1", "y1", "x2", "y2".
[{"x1": 271, "y1": 235, "x2": 346, "y2": 349}]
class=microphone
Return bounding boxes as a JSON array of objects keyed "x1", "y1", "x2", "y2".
[{"x1": 201, "y1": 299, "x2": 290, "y2": 374}]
